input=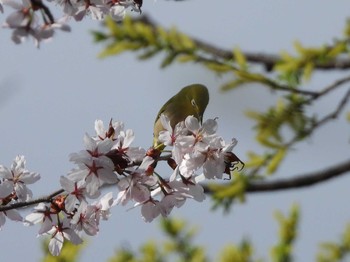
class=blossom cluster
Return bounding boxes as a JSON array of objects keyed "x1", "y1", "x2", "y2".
[
  {"x1": 0, "y1": 0, "x2": 142, "y2": 47},
  {"x1": 0, "y1": 115, "x2": 241, "y2": 256},
  {"x1": 0, "y1": 155, "x2": 40, "y2": 227}
]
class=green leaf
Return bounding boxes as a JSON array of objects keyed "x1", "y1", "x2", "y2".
[
  {"x1": 244, "y1": 151, "x2": 267, "y2": 168},
  {"x1": 177, "y1": 54, "x2": 196, "y2": 63},
  {"x1": 160, "y1": 52, "x2": 178, "y2": 68},
  {"x1": 326, "y1": 42, "x2": 347, "y2": 58},
  {"x1": 92, "y1": 31, "x2": 108, "y2": 42},
  {"x1": 98, "y1": 42, "x2": 142, "y2": 58},
  {"x1": 233, "y1": 47, "x2": 247, "y2": 70},
  {"x1": 219, "y1": 242, "x2": 254, "y2": 262},
  {"x1": 266, "y1": 148, "x2": 287, "y2": 175},
  {"x1": 178, "y1": 33, "x2": 196, "y2": 50},
  {"x1": 204, "y1": 62, "x2": 234, "y2": 73},
  {"x1": 104, "y1": 16, "x2": 121, "y2": 36},
  {"x1": 271, "y1": 204, "x2": 300, "y2": 262},
  {"x1": 303, "y1": 62, "x2": 314, "y2": 81},
  {"x1": 317, "y1": 224, "x2": 350, "y2": 262},
  {"x1": 220, "y1": 79, "x2": 248, "y2": 91},
  {"x1": 138, "y1": 47, "x2": 161, "y2": 60}
]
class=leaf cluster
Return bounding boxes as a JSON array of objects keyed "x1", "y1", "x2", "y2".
[
  {"x1": 317, "y1": 224, "x2": 350, "y2": 262},
  {"x1": 93, "y1": 16, "x2": 197, "y2": 68}
]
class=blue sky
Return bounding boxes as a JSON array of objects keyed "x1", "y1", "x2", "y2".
[{"x1": 0, "y1": 0, "x2": 350, "y2": 261}]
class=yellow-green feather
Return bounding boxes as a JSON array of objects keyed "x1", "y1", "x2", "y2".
[{"x1": 153, "y1": 84, "x2": 209, "y2": 147}]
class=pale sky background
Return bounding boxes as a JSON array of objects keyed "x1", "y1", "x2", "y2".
[{"x1": 0, "y1": 0, "x2": 350, "y2": 261}]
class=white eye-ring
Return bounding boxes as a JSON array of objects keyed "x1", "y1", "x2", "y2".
[{"x1": 191, "y1": 99, "x2": 197, "y2": 107}]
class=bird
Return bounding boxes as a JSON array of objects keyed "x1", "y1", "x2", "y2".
[{"x1": 153, "y1": 83, "x2": 209, "y2": 148}]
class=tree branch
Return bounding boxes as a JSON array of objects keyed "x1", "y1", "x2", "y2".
[
  {"x1": 0, "y1": 189, "x2": 64, "y2": 212},
  {"x1": 246, "y1": 159, "x2": 350, "y2": 192},
  {"x1": 136, "y1": 14, "x2": 350, "y2": 71},
  {"x1": 203, "y1": 159, "x2": 350, "y2": 194}
]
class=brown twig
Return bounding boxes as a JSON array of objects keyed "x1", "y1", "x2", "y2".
[
  {"x1": 285, "y1": 87, "x2": 350, "y2": 147},
  {"x1": 0, "y1": 189, "x2": 64, "y2": 212},
  {"x1": 307, "y1": 75, "x2": 350, "y2": 101},
  {"x1": 310, "y1": 88, "x2": 350, "y2": 128}
]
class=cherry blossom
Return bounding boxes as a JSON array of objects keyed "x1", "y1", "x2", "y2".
[
  {"x1": 0, "y1": 209, "x2": 22, "y2": 229},
  {"x1": 158, "y1": 114, "x2": 188, "y2": 147},
  {"x1": 1, "y1": 0, "x2": 141, "y2": 46},
  {"x1": 169, "y1": 166, "x2": 205, "y2": 202},
  {"x1": 68, "y1": 134, "x2": 118, "y2": 197},
  {"x1": 0, "y1": 181, "x2": 13, "y2": 198},
  {"x1": 60, "y1": 176, "x2": 88, "y2": 212},
  {"x1": 24, "y1": 203, "x2": 57, "y2": 234},
  {"x1": 94, "y1": 119, "x2": 146, "y2": 169},
  {"x1": 91, "y1": 192, "x2": 116, "y2": 221},
  {"x1": 0, "y1": 116, "x2": 242, "y2": 255},
  {"x1": 47, "y1": 218, "x2": 83, "y2": 256},
  {"x1": 0, "y1": 155, "x2": 40, "y2": 201},
  {"x1": 70, "y1": 201, "x2": 100, "y2": 236},
  {"x1": 116, "y1": 156, "x2": 156, "y2": 205},
  {"x1": 140, "y1": 200, "x2": 161, "y2": 222}
]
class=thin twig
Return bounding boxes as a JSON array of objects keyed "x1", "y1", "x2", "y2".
[
  {"x1": 311, "y1": 88, "x2": 350, "y2": 128},
  {"x1": 0, "y1": 189, "x2": 64, "y2": 212},
  {"x1": 269, "y1": 84, "x2": 320, "y2": 96},
  {"x1": 286, "y1": 87, "x2": 350, "y2": 147},
  {"x1": 309, "y1": 75, "x2": 350, "y2": 101}
]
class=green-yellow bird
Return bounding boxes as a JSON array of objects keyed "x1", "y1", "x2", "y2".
[{"x1": 153, "y1": 84, "x2": 209, "y2": 148}]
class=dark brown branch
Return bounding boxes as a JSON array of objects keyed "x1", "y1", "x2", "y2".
[
  {"x1": 192, "y1": 38, "x2": 350, "y2": 71},
  {"x1": 3, "y1": 160, "x2": 350, "y2": 210},
  {"x1": 202, "y1": 159, "x2": 350, "y2": 194},
  {"x1": 246, "y1": 159, "x2": 350, "y2": 192},
  {"x1": 0, "y1": 189, "x2": 64, "y2": 212},
  {"x1": 136, "y1": 14, "x2": 350, "y2": 71}
]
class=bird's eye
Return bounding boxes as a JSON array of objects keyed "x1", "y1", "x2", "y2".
[{"x1": 191, "y1": 99, "x2": 197, "y2": 107}]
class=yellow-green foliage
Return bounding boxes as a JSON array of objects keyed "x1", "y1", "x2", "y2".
[
  {"x1": 276, "y1": 41, "x2": 347, "y2": 83},
  {"x1": 209, "y1": 172, "x2": 247, "y2": 212},
  {"x1": 36, "y1": 205, "x2": 333, "y2": 262},
  {"x1": 317, "y1": 224, "x2": 350, "y2": 262},
  {"x1": 233, "y1": 47, "x2": 248, "y2": 70},
  {"x1": 218, "y1": 240, "x2": 257, "y2": 262},
  {"x1": 41, "y1": 238, "x2": 85, "y2": 262},
  {"x1": 94, "y1": 16, "x2": 197, "y2": 69},
  {"x1": 107, "y1": 218, "x2": 207, "y2": 262},
  {"x1": 106, "y1": 218, "x2": 263, "y2": 262},
  {"x1": 108, "y1": 248, "x2": 137, "y2": 262},
  {"x1": 270, "y1": 204, "x2": 300, "y2": 262},
  {"x1": 246, "y1": 96, "x2": 309, "y2": 149}
]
